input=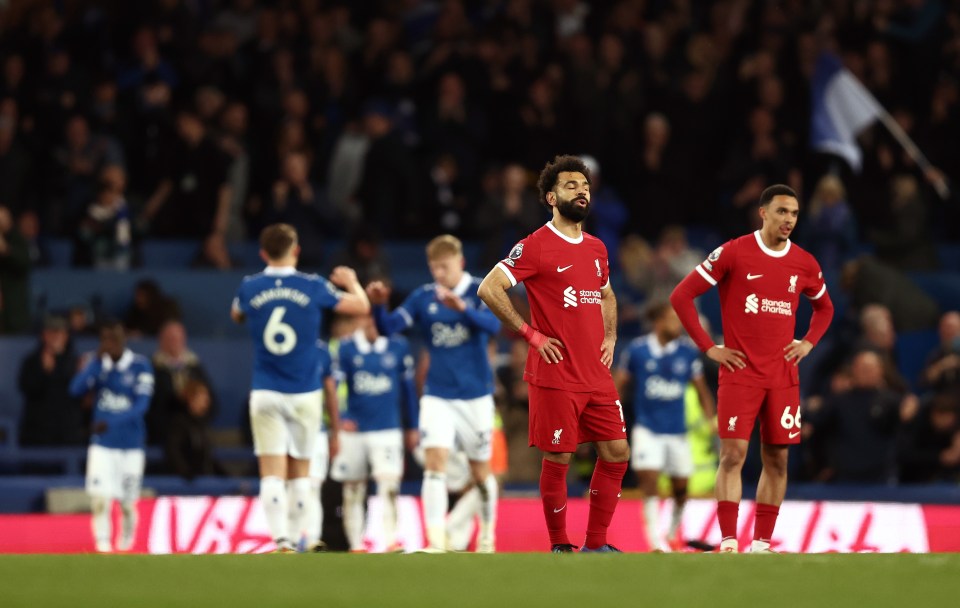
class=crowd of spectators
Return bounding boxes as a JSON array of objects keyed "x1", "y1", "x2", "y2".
[{"x1": 2, "y1": 1, "x2": 960, "y2": 485}]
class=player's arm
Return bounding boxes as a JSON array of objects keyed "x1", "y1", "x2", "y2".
[
  {"x1": 477, "y1": 265, "x2": 565, "y2": 364},
  {"x1": 612, "y1": 346, "x2": 632, "y2": 395},
  {"x1": 323, "y1": 375, "x2": 340, "y2": 458},
  {"x1": 692, "y1": 374, "x2": 716, "y2": 420},
  {"x1": 330, "y1": 266, "x2": 371, "y2": 315},
  {"x1": 230, "y1": 297, "x2": 245, "y2": 324},
  {"x1": 367, "y1": 281, "x2": 414, "y2": 335},
  {"x1": 670, "y1": 270, "x2": 746, "y2": 372},
  {"x1": 600, "y1": 283, "x2": 617, "y2": 368},
  {"x1": 399, "y1": 350, "x2": 420, "y2": 451},
  {"x1": 784, "y1": 269, "x2": 835, "y2": 365},
  {"x1": 68, "y1": 356, "x2": 101, "y2": 398}
]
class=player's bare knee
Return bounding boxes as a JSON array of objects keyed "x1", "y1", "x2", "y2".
[
  {"x1": 543, "y1": 451, "x2": 573, "y2": 465},
  {"x1": 719, "y1": 446, "x2": 747, "y2": 471},
  {"x1": 761, "y1": 446, "x2": 789, "y2": 477},
  {"x1": 90, "y1": 496, "x2": 109, "y2": 516},
  {"x1": 597, "y1": 440, "x2": 630, "y2": 463}
]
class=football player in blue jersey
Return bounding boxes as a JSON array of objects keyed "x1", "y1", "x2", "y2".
[
  {"x1": 367, "y1": 235, "x2": 501, "y2": 552},
  {"x1": 232, "y1": 224, "x2": 369, "y2": 552},
  {"x1": 613, "y1": 301, "x2": 716, "y2": 551},
  {"x1": 330, "y1": 314, "x2": 417, "y2": 552},
  {"x1": 69, "y1": 320, "x2": 155, "y2": 553}
]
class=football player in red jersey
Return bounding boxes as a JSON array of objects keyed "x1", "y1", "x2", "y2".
[
  {"x1": 478, "y1": 155, "x2": 629, "y2": 553},
  {"x1": 670, "y1": 184, "x2": 834, "y2": 553}
]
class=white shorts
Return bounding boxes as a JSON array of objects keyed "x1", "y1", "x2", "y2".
[
  {"x1": 249, "y1": 389, "x2": 321, "y2": 460},
  {"x1": 85, "y1": 444, "x2": 145, "y2": 501},
  {"x1": 330, "y1": 429, "x2": 404, "y2": 482},
  {"x1": 309, "y1": 430, "x2": 329, "y2": 480},
  {"x1": 630, "y1": 425, "x2": 693, "y2": 477},
  {"x1": 419, "y1": 395, "x2": 494, "y2": 462}
]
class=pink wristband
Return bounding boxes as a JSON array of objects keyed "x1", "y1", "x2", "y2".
[{"x1": 518, "y1": 323, "x2": 548, "y2": 349}]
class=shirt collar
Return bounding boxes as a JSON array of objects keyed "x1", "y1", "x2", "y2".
[
  {"x1": 546, "y1": 221, "x2": 584, "y2": 244},
  {"x1": 101, "y1": 349, "x2": 135, "y2": 372},
  {"x1": 753, "y1": 230, "x2": 791, "y2": 258},
  {"x1": 646, "y1": 333, "x2": 679, "y2": 358},
  {"x1": 451, "y1": 272, "x2": 473, "y2": 297},
  {"x1": 263, "y1": 266, "x2": 297, "y2": 276},
  {"x1": 353, "y1": 329, "x2": 388, "y2": 354}
]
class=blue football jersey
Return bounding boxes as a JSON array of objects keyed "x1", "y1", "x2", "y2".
[
  {"x1": 336, "y1": 331, "x2": 417, "y2": 432},
  {"x1": 317, "y1": 340, "x2": 334, "y2": 432},
  {"x1": 233, "y1": 266, "x2": 342, "y2": 393},
  {"x1": 374, "y1": 273, "x2": 499, "y2": 399},
  {"x1": 619, "y1": 334, "x2": 703, "y2": 435},
  {"x1": 69, "y1": 350, "x2": 154, "y2": 449}
]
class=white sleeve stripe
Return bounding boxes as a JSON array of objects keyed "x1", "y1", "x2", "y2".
[
  {"x1": 810, "y1": 284, "x2": 827, "y2": 300},
  {"x1": 496, "y1": 262, "x2": 518, "y2": 287},
  {"x1": 601, "y1": 279, "x2": 610, "y2": 290},
  {"x1": 695, "y1": 264, "x2": 717, "y2": 286},
  {"x1": 397, "y1": 307, "x2": 414, "y2": 328}
]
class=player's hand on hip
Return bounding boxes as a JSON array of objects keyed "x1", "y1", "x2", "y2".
[
  {"x1": 707, "y1": 345, "x2": 746, "y2": 372},
  {"x1": 600, "y1": 336, "x2": 616, "y2": 368},
  {"x1": 783, "y1": 339, "x2": 813, "y2": 365},
  {"x1": 435, "y1": 285, "x2": 466, "y2": 312},
  {"x1": 329, "y1": 266, "x2": 359, "y2": 288},
  {"x1": 519, "y1": 323, "x2": 565, "y2": 364},
  {"x1": 366, "y1": 280, "x2": 390, "y2": 305}
]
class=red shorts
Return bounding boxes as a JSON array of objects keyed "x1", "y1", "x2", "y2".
[
  {"x1": 717, "y1": 383, "x2": 802, "y2": 444},
  {"x1": 528, "y1": 384, "x2": 626, "y2": 452}
]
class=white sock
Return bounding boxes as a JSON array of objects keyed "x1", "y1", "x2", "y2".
[
  {"x1": 119, "y1": 500, "x2": 137, "y2": 550},
  {"x1": 307, "y1": 478, "x2": 323, "y2": 546},
  {"x1": 447, "y1": 488, "x2": 481, "y2": 551},
  {"x1": 477, "y1": 475, "x2": 498, "y2": 549},
  {"x1": 288, "y1": 477, "x2": 312, "y2": 549},
  {"x1": 422, "y1": 471, "x2": 448, "y2": 549},
  {"x1": 377, "y1": 477, "x2": 400, "y2": 550},
  {"x1": 644, "y1": 497, "x2": 660, "y2": 550},
  {"x1": 91, "y1": 496, "x2": 111, "y2": 551},
  {"x1": 342, "y1": 482, "x2": 367, "y2": 551},
  {"x1": 259, "y1": 476, "x2": 289, "y2": 546}
]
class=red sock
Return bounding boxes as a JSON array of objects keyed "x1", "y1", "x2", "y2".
[
  {"x1": 717, "y1": 500, "x2": 739, "y2": 541},
  {"x1": 540, "y1": 459, "x2": 570, "y2": 546},
  {"x1": 753, "y1": 503, "x2": 780, "y2": 542},
  {"x1": 584, "y1": 459, "x2": 628, "y2": 549}
]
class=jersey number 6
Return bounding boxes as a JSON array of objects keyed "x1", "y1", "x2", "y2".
[{"x1": 264, "y1": 307, "x2": 297, "y2": 355}]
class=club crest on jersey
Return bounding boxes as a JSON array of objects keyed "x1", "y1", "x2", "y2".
[
  {"x1": 428, "y1": 302, "x2": 439, "y2": 315},
  {"x1": 595, "y1": 259, "x2": 602, "y2": 277},
  {"x1": 381, "y1": 353, "x2": 397, "y2": 369},
  {"x1": 788, "y1": 275, "x2": 798, "y2": 293}
]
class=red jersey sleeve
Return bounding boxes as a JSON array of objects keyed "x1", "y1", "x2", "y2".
[
  {"x1": 694, "y1": 239, "x2": 738, "y2": 288},
  {"x1": 496, "y1": 237, "x2": 540, "y2": 287},
  {"x1": 599, "y1": 242, "x2": 610, "y2": 289},
  {"x1": 802, "y1": 255, "x2": 828, "y2": 301}
]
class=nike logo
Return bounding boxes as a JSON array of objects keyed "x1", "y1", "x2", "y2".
[
  {"x1": 747, "y1": 273, "x2": 763, "y2": 280},
  {"x1": 788, "y1": 431, "x2": 800, "y2": 439},
  {"x1": 557, "y1": 265, "x2": 573, "y2": 272},
  {"x1": 553, "y1": 504, "x2": 566, "y2": 513}
]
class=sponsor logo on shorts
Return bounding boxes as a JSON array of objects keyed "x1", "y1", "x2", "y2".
[
  {"x1": 552, "y1": 429, "x2": 563, "y2": 445},
  {"x1": 727, "y1": 416, "x2": 738, "y2": 431}
]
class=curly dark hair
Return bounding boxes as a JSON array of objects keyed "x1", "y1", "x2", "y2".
[
  {"x1": 759, "y1": 184, "x2": 798, "y2": 207},
  {"x1": 536, "y1": 154, "x2": 591, "y2": 208}
]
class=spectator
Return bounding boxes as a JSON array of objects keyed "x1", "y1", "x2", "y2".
[
  {"x1": 581, "y1": 156, "x2": 628, "y2": 268},
  {"x1": 166, "y1": 379, "x2": 223, "y2": 479},
  {"x1": 921, "y1": 311, "x2": 960, "y2": 394},
  {"x1": 17, "y1": 209, "x2": 49, "y2": 268},
  {"x1": 141, "y1": 110, "x2": 231, "y2": 239},
  {"x1": 839, "y1": 255, "x2": 940, "y2": 331},
  {"x1": 149, "y1": 320, "x2": 216, "y2": 446},
  {"x1": 476, "y1": 163, "x2": 543, "y2": 267},
  {"x1": 0, "y1": 204, "x2": 30, "y2": 333},
  {"x1": 73, "y1": 165, "x2": 134, "y2": 270},
  {"x1": 17, "y1": 316, "x2": 84, "y2": 446},
  {"x1": 0, "y1": 98, "x2": 32, "y2": 215},
  {"x1": 852, "y1": 304, "x2": 910, "y2": 394},
  {"x1": 805, "y1": 351, "x2": 916, "y2": 484},
  {"x1": 329, "y1": 225, "x2": 391, "y2": 286},
  {"x1": 870, "y1": 174, "x2": 939, "y2": 271},
  {"x1": 898, "y1": 392, "x2": 960, "y2": 484},
  {"x1": 124, "y1": 279, "x2": 181, "y2": 337},
  {"x1": 796, "y1": 174, "x2": 858, "y2": 275},
  {"x1": 265, "y1": 151, "x2": 329, "y2": 268}
]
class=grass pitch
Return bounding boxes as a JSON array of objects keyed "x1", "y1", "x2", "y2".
[{"x1": 3, "y1": 553, "x2": 958, "y2": 608}]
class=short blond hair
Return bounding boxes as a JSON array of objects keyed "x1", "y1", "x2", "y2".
[
  {"x1": 426, "y1": 234, "x2": 462, "y2": 261},
  {"x1": 260, "y1": 224, "x2": 298, "y2": 260}
]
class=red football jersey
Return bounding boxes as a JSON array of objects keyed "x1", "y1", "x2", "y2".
[
  {"x1": 695, "y1": 230, "x2": 827, "y2": 388},
  {"x1": 498, "y1": 222, "x2": 615, "y2": 392}
]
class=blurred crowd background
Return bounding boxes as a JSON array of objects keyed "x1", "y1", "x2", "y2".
[{"x1": 1, "y1": 0, "x2": 960, "y2": 489}]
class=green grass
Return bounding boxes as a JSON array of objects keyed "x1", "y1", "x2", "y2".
[{"x1": 2, "y1": 553, "x2": 959, "y2": 608}]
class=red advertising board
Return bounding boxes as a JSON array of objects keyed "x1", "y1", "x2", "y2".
[{"x1": 0, "y1": 497, "x2": 956, "y2": 554}]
